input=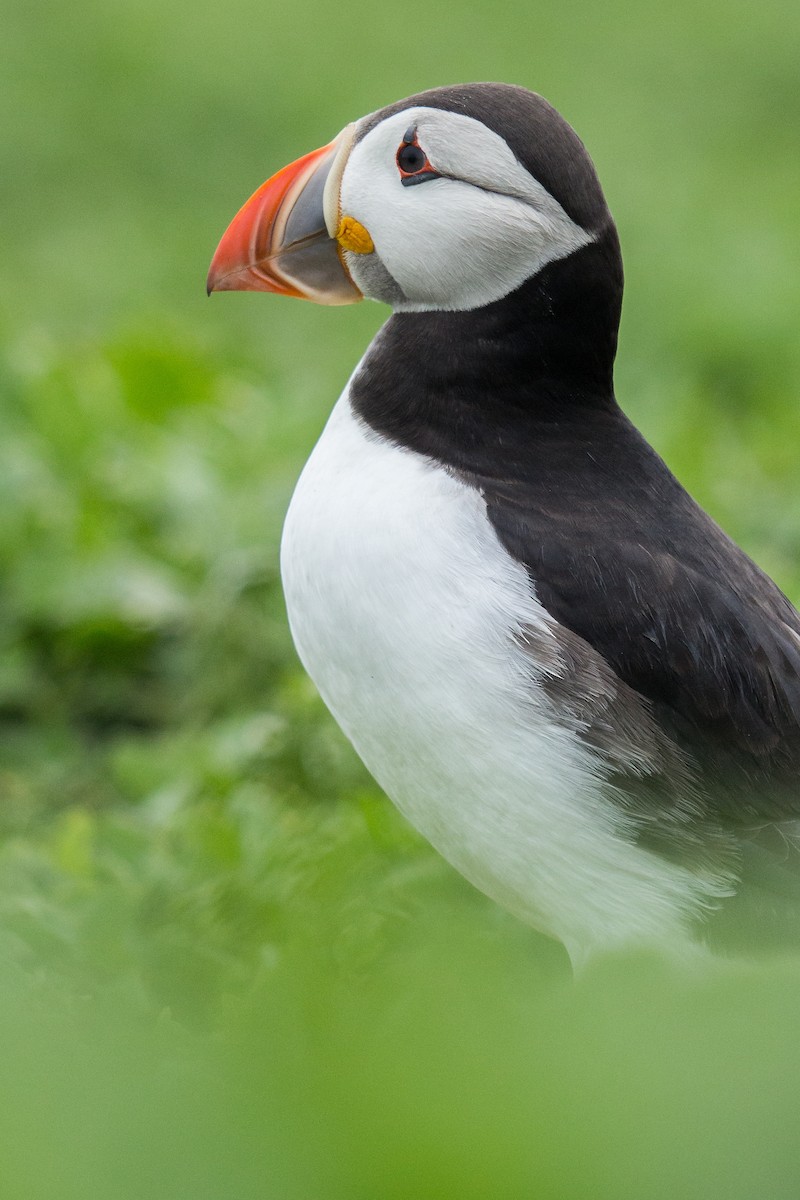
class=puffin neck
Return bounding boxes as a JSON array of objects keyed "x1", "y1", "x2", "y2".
[{"x1": 349, "y1": 232, "x2": 624, "y2": 479}]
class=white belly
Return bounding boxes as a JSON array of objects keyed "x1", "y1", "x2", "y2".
[{"x1": 280, "y1": 389, "x2": 713, "y2": 959}]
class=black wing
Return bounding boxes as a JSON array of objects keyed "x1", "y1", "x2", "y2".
[{"x1": 482, "y1": 408, "x2": 800, "y2": 819}]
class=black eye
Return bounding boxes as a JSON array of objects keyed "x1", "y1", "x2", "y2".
[
  {"x1": 397, "y1": 142, "x2": 427, "y2": 174},
  {"x1": 395, "y1": 134, "x2": 440, "y2": 187}
]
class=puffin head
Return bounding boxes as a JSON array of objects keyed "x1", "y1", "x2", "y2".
[{"x1": 209, "y1": 83, "x2": 621, "y2": 330}]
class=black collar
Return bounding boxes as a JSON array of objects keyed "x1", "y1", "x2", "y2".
[{"x1": 350, "y1": 235, "x2": 623, "y2": 478}]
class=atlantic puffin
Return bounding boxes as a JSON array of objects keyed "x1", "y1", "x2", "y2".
[{"x1": 208, "y1": 83, "x2": 800, "y2": 962}]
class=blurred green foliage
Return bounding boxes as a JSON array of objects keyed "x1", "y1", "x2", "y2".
[{"x1": 2, "y1": 0, "x2": 800, "y2": 1194}]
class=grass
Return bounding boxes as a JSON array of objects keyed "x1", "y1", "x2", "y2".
[{"x1": 2, "y1": 0, "x2": 800, "y2": 1194}]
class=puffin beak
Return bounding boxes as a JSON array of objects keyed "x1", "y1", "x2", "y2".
[{"x1": 207, "y1": 123, "x2": 364, "y2": 305}]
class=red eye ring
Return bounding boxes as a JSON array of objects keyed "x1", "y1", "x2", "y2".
[
  {"x1": 396, "y1": 140, "x2": 429, "y2": 176},
  {"x1": 396, "y1": 127, "x2": 440, "y2": 187}
]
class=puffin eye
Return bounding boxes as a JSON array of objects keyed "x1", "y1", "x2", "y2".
[
  {"x1": 397, "y1": 142, "x2": 427, "y2": 174},
  {"x1": 395, "y1": 129, "x2": 439, "y2": 187}
]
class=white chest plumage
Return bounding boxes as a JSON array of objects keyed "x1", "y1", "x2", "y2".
[{"x1": 280, "y1": 388, "x2": 716, "y2": 960}]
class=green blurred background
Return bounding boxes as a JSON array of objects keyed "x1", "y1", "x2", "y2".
[{"x1": 2, "y1": 0, "x2": 800, "y2": 1195}]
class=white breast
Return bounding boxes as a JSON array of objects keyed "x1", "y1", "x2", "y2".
[{"x1": 280, "y1": 387, "x2": 719, "y2": 960}]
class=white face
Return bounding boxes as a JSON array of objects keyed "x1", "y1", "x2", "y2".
[{"x1": 335, "y1": 106, "x2": 593, "y2": 313}]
